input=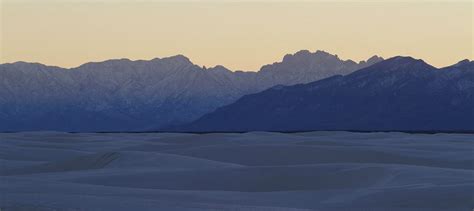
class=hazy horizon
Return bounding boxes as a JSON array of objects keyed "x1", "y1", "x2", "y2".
[{"x1": 1, "y1": 0, "x2": 472, "y2": 70}]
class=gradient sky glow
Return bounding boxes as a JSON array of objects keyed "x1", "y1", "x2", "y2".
[{"x1": 1, "y1": 0, "x2": 472, "y2": 70}]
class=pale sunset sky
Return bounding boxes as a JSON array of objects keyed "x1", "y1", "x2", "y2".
[{"x1": 1, "y1": 0, "x2": 472, "y2": 70}]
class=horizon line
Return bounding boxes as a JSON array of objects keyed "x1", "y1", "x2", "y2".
[{"x1": 1, "y1": 50, "x2": 471, "y2": 71}]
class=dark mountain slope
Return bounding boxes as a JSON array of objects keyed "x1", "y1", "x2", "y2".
[{"x1": 182, "y1": 57, "x2": 474, "y2": 132}]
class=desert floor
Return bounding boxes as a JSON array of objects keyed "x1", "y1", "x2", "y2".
[{"x1": 1, "y1": 131, "x2": 473, "y2": 210}]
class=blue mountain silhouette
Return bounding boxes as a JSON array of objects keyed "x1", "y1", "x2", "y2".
[
  {"x1": 0, "y1": 51, "x2": 381, "y2": 132},
  {"x1": 179, "y1": 57, "x2": 474, "y2": 132}
]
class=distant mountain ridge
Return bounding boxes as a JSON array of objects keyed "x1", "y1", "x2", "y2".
[
  {"x1": 0, "y1": 50, "x2": 382, "y2": 132},
  {"x1": 180, "y1": 57, "x2": 474, "y2": 132}
]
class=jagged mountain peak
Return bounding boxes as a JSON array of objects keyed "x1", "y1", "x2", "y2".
[
  {"x1": 365, "y1": 55, "x2": 384, "y2": 64},
  {"x1": 263, "y1": 50, "x2": 357, "y2": 70},
  {"x1": 278, "y1": 50, "x2": 383, "y2": 68},
  {"x1": 281, "y1": 50, "x2": 339, "y2": 63},
  {"x1": 314, "y1": 50, "x2": 340, "y2": 59},
  {"x1": 161, "y1": 54, "x2": 192, "y2": 64},
  {"x1": 257, "y1": 50, "x2": 384, "y2": 85},
  {"x1": 356, "y1": 55, "x2": 383, "y2": 67},
  {"x1": 207, "y1": 65, "x2": 232, "y2": 73}
]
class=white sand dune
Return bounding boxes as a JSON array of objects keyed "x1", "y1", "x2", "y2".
[
  {"x1": 68, "y1": 164, "x2": 474, "y2": 192},
  {"x1": 1, "y1": 151, "x2": 242, "y2": 176},
  {"x1": 164, "y1": 144, "x2": 473, "y2": 169},
  {"x1": 0, "y1": 145, "x2": 91, "y2": 162},
  {"x1": 0, "y1": 132, "x2": 473, "y2": 210}
]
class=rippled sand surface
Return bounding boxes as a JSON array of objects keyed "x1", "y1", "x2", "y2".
[{"x1": 1, "y1": 131, "x2": 473, "y2": 210}]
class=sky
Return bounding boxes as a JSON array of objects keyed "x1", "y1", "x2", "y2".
[{"x1": 0, "y1": 0, "x2": 472, "y2": 71}]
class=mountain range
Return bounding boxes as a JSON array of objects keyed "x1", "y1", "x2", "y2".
[
  {"x1": 0, "y1": 50, "x2": 382, "y2": 132},
  {"x1": 181, "y1": 57, "x2": 474, "y2": 132}
]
